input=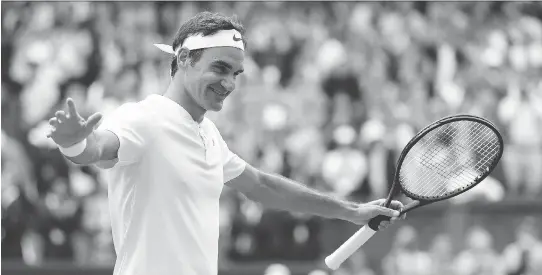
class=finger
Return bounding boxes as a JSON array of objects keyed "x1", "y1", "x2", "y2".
[
  {"x1": 368, "y1": 199, "x2": 386, "y2": 206},
  {"x1": 49, "y1": 118, "x2": 59, "y2": 127},
  {"x1": 378, "y1": 221, "x2": 391, "y2": 230},
  {"x1": 391, "y1": 210, "x2": 404, "y2": 221},
  {"x1": 55, "y1": 111, "x2": 67, "y2": 122},
  {"x1": 46, "y1": 129, "x2": 55, "y2": 138},
  {"x1": 397, "y1": 206, "x2": 407, "y2": 220},
  {"x1": 85, "y1": 113, "x2": 103, "y2": 130},
  {"x1": 388, "y1": 200, "x2": 405, "y2": 210},
  {"x1": 66, "y1": 98, "x2": 79, "y2": 117},
  {"x1": 391, "y1": 214, "x2": 406, "y2": 222},
  {"x1": 374, "y1": 206, "x2": 400, "y2": 218}
]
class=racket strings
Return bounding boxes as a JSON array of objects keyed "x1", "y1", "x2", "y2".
[
  {"x1": 410, "y1": 123, "x2": 498, "y2": 197},
  {"x1": 400, "y1": 121, "x2": 501, "y2": 198},
  {"x1": 414, "y1": 123, "x2": 497, "y2": 196},
  {"x1": 402, "y1": 125, "x2": 469, "y2": 194}
]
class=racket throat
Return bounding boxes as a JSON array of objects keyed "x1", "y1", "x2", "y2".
[
  {"x1": 383, "y1": 186, "x2": 401, "y2": 207},
  {"x1": 402, "y1": 200, "x2": 422, "y2": 213}
]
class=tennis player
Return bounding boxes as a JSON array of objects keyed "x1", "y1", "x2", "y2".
[{"x1": 47, "y1": 12, "x2": 405, "y2": 275}]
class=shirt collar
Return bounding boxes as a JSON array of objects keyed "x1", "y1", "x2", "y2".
[{"x1": 147, "y1": 94, "x2": 202, "y2": 125}]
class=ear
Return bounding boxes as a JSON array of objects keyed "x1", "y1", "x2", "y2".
[{"x1": 176, "y1": 47, "x2": 190, "y2": 69}]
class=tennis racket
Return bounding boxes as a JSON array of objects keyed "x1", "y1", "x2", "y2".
[{"x1": 325, "y1": 114, "x2": 504, "y2": 270}]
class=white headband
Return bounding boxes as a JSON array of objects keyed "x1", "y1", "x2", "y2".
[{"x1": 154, "y1": 29, "x2": 244, "y2": 56}]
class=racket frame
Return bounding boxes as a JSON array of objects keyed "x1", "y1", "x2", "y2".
[
  {"x1": 325, "y1": 114, "x2": 504, "y2": 270},
  {"x1": 369, "y1": 114, "x2": 504, "y2": 228}
]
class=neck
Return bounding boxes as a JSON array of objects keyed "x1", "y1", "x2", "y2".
[{"x1": 163, "y1": 74, "x2": 206, "y2": 123}]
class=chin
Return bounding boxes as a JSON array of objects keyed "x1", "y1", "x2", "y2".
[{"x1": 206, "y1": 102, "x2": 224, "y2": 112}]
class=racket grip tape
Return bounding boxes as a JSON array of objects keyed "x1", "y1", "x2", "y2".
[
  {"x1": 324, "y1": 225, "x2": 376, "y2": 270},
  {"x1": 367, "y1": 215, "x2": 391, "y2": 231}
]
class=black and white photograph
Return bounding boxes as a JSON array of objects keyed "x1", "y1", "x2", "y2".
[{"x1": 2, "y1": 1, "x2": 542, "y2": 275}]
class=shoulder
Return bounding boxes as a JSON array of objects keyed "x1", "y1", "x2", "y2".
[
  {"x1": 106, "y1": 100, "x2": 149, "y2": 120},
  {"x1": 98, "y1": 99, "x2": 156, "y2": 132}
]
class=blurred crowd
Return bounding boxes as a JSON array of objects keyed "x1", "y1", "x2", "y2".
[
  {"x1": 2, "y1": 1, "x2": 542, "y2": 274},
  {"x1": 266, "y1": 216, "x2": 542, "y2": 275}
]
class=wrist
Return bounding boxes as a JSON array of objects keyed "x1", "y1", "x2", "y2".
[
  {"x1": 58, "y1": 138, "x2": 87, "y2": 157},
  {"x1": 338, "y1": 201, "x2": 359, "y2": 221}
]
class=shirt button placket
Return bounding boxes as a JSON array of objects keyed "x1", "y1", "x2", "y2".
[{"x1": 198, "y1": 125, "x2": 208, "y2": 160}]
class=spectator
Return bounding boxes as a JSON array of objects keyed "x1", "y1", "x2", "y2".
[
  {"x1": 334, "y1": 250, "x2": 375, "y2": 275},
  {"x1": 34, "y1": 178, "x2": 83, "y2": 261},
  {"x1": 450, "y1": 175, "x2": 506, "y2": 204},
  {"x1": 359, "y1": 118, "x2": 389, "y2": 200},
  {"x1": 498, "y1": 80, "x2": 542, "y2": 198},
  {"x1": 453, "y1": 226, "x2": 504, "y2": 275},
  {"x1": 2, "y1": 1, "x2": 541, "y2": 266},
  {"x1": 264, "y1": 263, "x2": 291, "y2": 275},
  {"x1": 1, "y1": 131, "x2": 39, "y2": 260},
  {"x1": 382, "y1": 225, "x2": 432, "y2": 275},
  {"x1": 428, "y1": 234, "x2": 455, "y2": 275},
  {"x1": 322, "y1": 125, "x2": 368, "y2": 199},
  {"x1": 74, "y1": 186, "x2": 115, "y2": 265},
  {"x1": 502, "y1": 217, "x2": 542, "y2": 275}
]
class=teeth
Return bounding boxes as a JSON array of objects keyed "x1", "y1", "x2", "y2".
[{"x1": 211, "y1": 88, "x2": 226, "y2": 96}]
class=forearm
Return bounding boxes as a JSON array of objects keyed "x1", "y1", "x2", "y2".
[
  {"x1": 63, "y1": 130, "x2": 117, "y2": 165},
  {"x1": 257, "y1": 171, "x2": 356, "y2": 221},
  {"x1": 63, "y1": 131, "x2": 101, "y2": 165}
]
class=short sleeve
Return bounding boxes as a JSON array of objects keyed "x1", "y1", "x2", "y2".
[
  {"x1": 216, "y1": 131, "x2": 246, "y2": 183},
  {"x1": 97, "y1": 103, "x2": 153, "y2": 167}
]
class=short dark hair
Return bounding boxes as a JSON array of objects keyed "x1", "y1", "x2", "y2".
[{"x1": 170, "y1": 12, "x2": 247, "y2": 77}]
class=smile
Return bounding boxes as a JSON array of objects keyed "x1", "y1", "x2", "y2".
[{"x1": 210, "y1": 87, "x2": 228, "y2": 96}]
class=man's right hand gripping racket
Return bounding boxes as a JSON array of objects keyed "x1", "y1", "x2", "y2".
[{"x1": 325, "y1": 115, "x2": 504, "y2": 270}]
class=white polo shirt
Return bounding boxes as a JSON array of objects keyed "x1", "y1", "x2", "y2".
[{"x1": 97, "y1": 94, "x2": 246, "y2": 275}]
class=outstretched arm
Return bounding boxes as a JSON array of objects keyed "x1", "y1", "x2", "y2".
[
  {"x1": 226, "y1": 164, "x2": 403, "y2": 227},
  {"x1": 47, "y1": 98, "x2": 120, "y2": 166},
  {"x1": 62, "y1": 129, "x2": 120, "y2": 165}
]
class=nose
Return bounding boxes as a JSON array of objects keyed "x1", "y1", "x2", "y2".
[{"x1": 221, "y1": 76, "x2": 235, "y2": 92}]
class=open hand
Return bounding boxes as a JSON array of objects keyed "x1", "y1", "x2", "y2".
[{"x1": 47, "y1": 98, "x2": 102, "y2": 148}]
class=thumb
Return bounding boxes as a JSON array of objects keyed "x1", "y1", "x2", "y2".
[
  {"x1": 85, "y1": 113, "x2": 103, "y2": 131},
  {"x1": 373, "y1": 205, "x2": 400, "y2": 218}
]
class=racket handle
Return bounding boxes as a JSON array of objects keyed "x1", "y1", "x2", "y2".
[{"x1": 324, "y1": 225, "x2": 376, "y2": 270}]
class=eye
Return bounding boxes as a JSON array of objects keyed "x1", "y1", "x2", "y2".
[
  {"x1": 234, "y1": 70, "x2": 244, "y2": 79},
  {"x1": 214, "y1": 65, "x2": 228, "y2": 74}
]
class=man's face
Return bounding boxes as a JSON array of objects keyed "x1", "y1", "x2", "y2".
[{"x1": 183, "y1": 47, "x2": 244, "y2": 112}]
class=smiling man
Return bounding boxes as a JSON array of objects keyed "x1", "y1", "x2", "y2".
[{"x1": 46, "y1": 12, "x2": 404, "y2": 275}]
